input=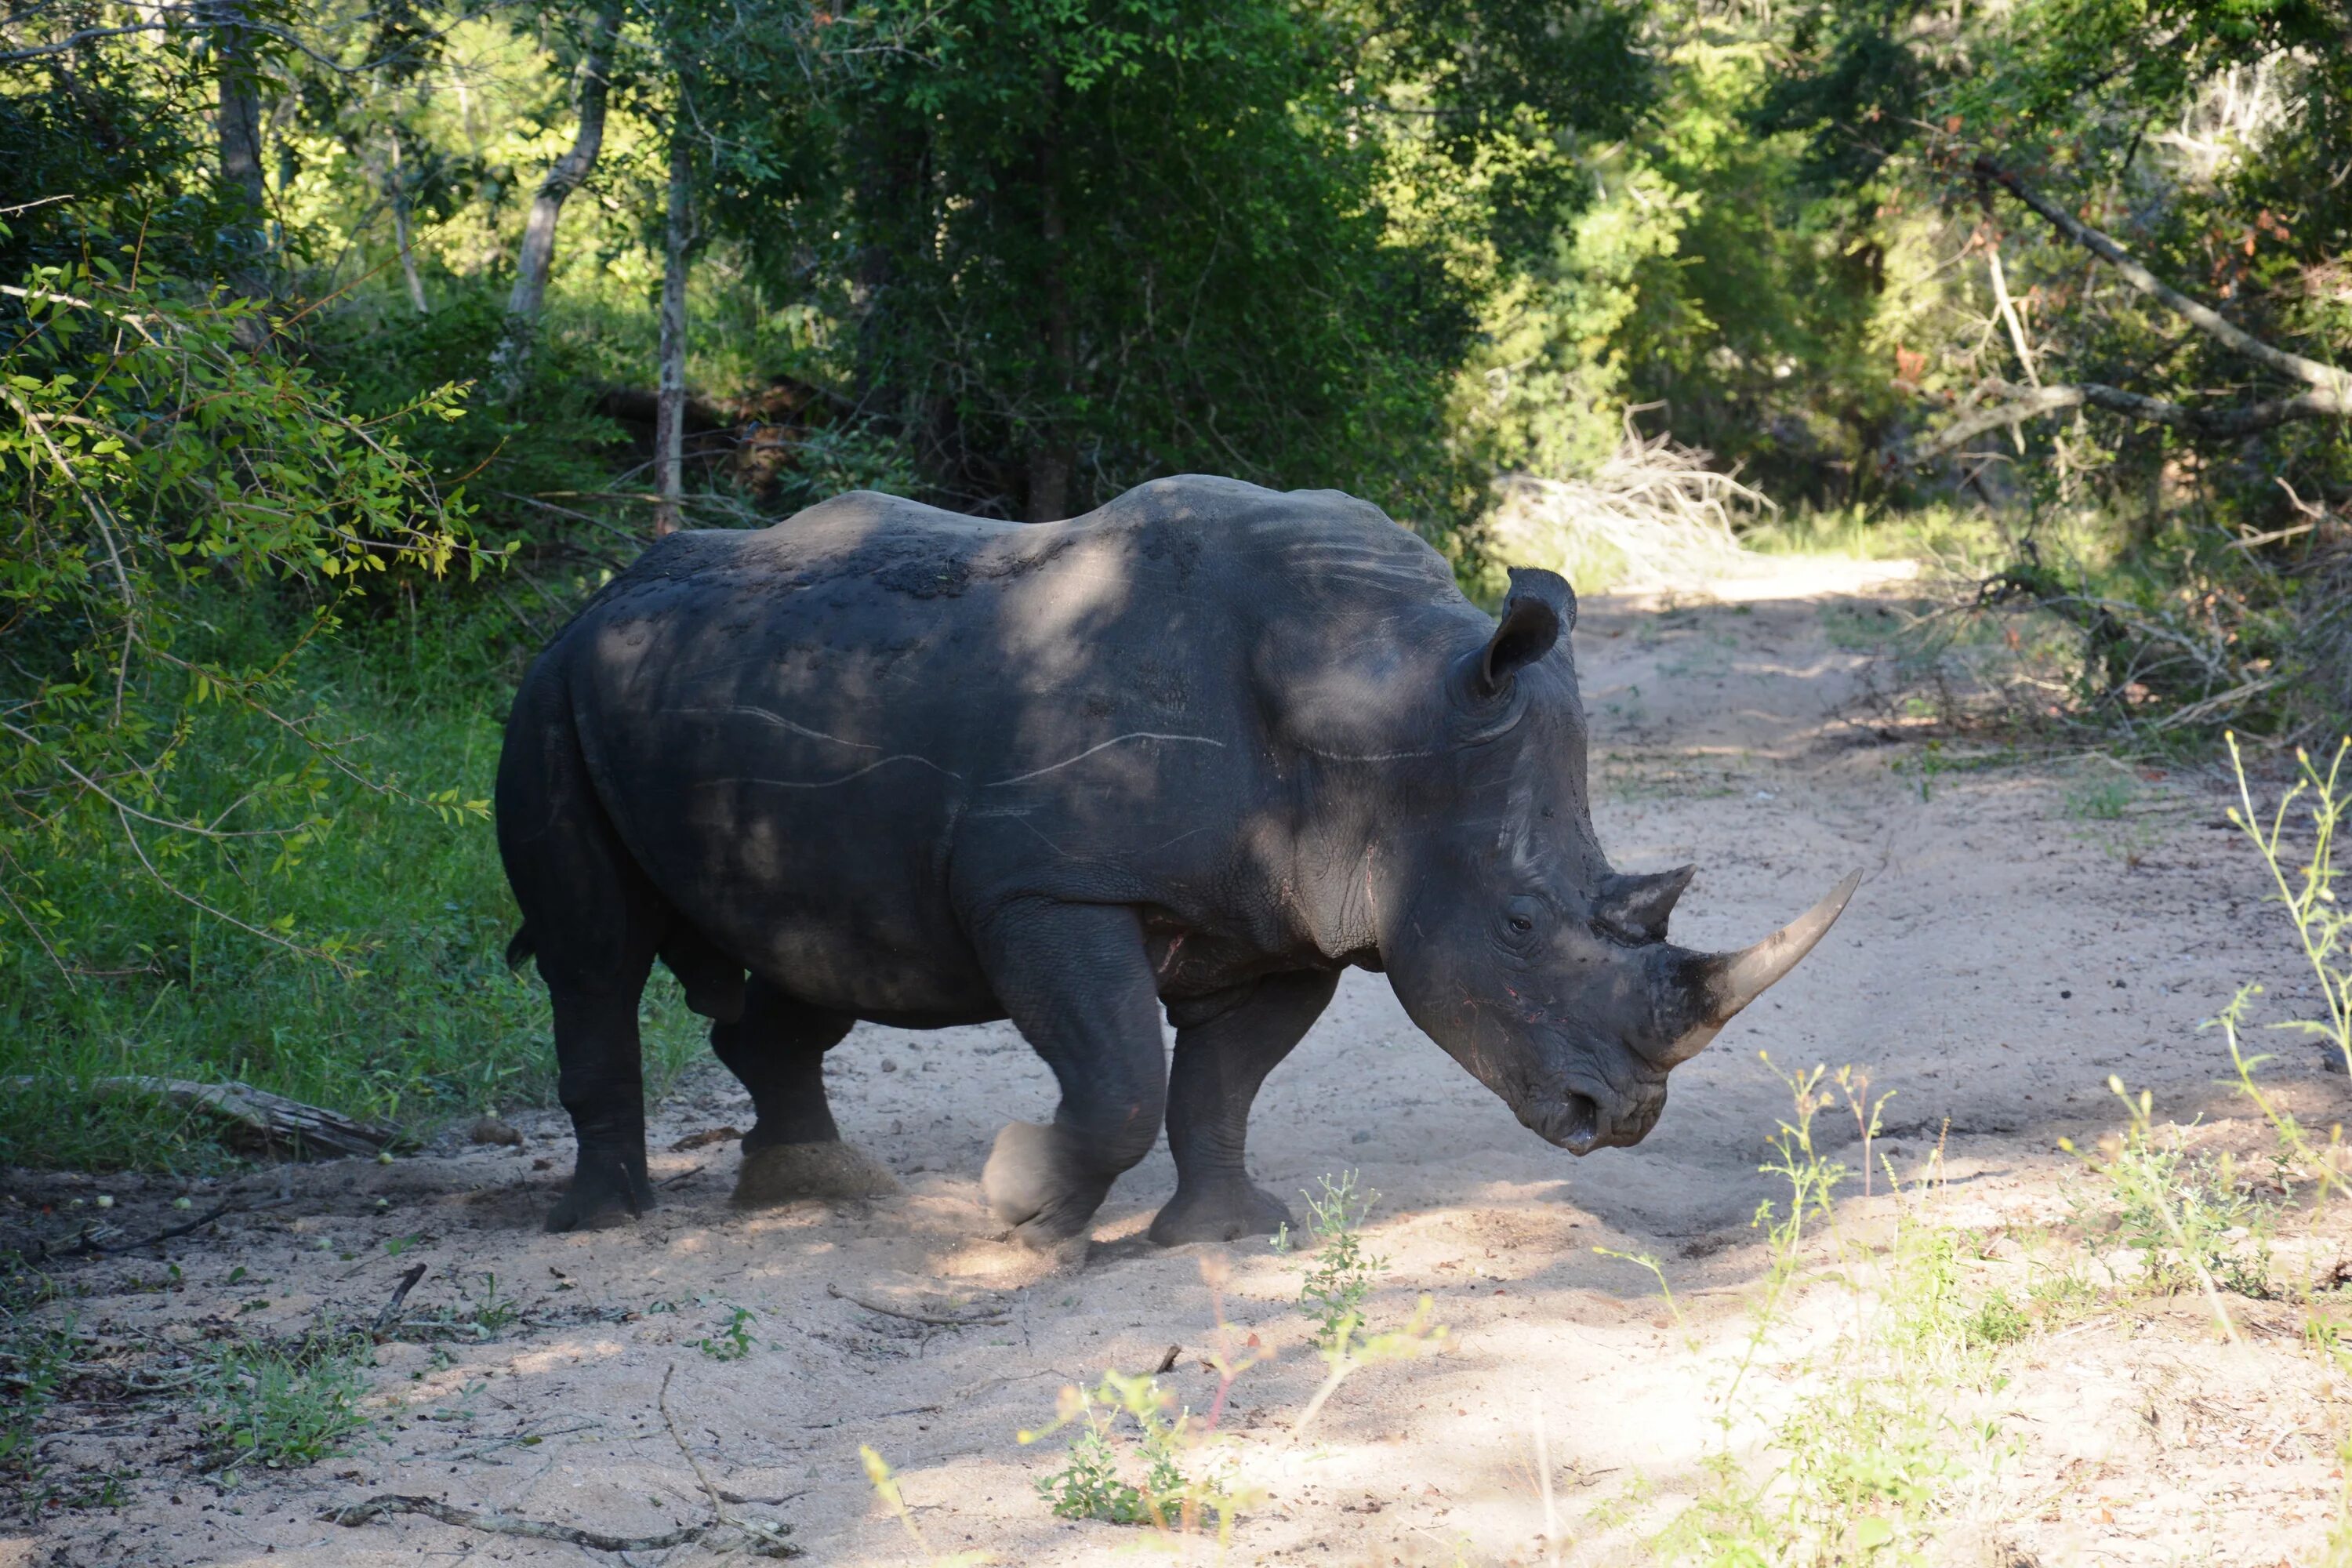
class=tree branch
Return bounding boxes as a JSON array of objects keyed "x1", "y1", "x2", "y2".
[
  {"x1": 1907, "y1": 380, "x2": 2350, "y2": 463},
  {"x1": 1900, "y1": 162, "x2": 2352, "y2": 463},
  {"x1": 1973, "y1": 156, "x2": 2352, "y2": 409}
]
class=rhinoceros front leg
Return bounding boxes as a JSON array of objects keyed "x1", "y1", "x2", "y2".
[
  {"x1": 973, "y1": 900, "x2": 1168, "y2": 1247},
  {"x1": 1149, "y1": 970, "x2": 1339, "y2": 1247},
  {"x1": 715, "y1": 978, "x2": 900, "y2": 1206}
]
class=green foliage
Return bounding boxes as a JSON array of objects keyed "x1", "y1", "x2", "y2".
[
  {"x1": 1022, "y1": 1369, "x2": 1240, "y2": 1530},
  {"x1": 198, "y1": 1329, "x2": 375, "y2": 1478},
  {"x1": 1031, "y1": 1384, "x2": 1184, "y2": 1524},
  {"x1": 0, "y1": 609, "x2": 709, "y2": 1170},
  {"x1": 694, "y1": 1304, "x2": 758, "y2": 1360},
  {"x1": 1283, "y1": 1171, "x2": 1383, "y2": 1352},
  {"x1": 0, "y1": 1307, "x2": 80, "y2": 1479},
  {"x1": 2066, "y1": 1081, "x2": 2278, "y2": 1305},
  {"x1": 846, "y1": 0, "x2": 1469, "y2": 521},
  {"x1": 2230, "y1": 735, "x2": 2351, "y2": 1068},
  {"x1": 1646, "y1": 1065, "x2": 2029, "y2": 1566},
  {"x1": 1, "y1": 245, "x2": 487, "y2": 981},
  {"x1": 1276, "y1": 1170, "x2": 1446, "y2": 1439}
]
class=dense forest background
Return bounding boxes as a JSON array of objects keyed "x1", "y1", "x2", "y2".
[{"x1": 4, "y1": 0, "x2": 2349, "y2": 1165}]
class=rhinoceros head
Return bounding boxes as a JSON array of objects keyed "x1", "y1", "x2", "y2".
[{"x1": 1367, "y1": 567, "x2": 1857, "y2": 1155}]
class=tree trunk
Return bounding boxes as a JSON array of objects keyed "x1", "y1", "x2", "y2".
[
  {"x1": 389, "y1": 130, "x2": 427, "y2": 314},
  {"x1": 851, "y1": 114, "x2": 927, "y2": 427},
  {"x1": 653, "y1": 122, "x2": 694, "y2": 538},
  {"x1": 201, "y1": 0, "x2": 269, "y2": 336},
  {"x1": 492, "y1": 4, "x2": 620, "y2": 397},
  {"x1": 1025, "y1": 122, "x2": 1075, "y2": 523}
]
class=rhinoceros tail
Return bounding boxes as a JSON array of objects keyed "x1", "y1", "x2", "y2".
[{"x1": 505, "y1": 926, "x2": 536, "y2": 970}]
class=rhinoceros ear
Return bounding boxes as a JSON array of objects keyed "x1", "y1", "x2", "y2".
[{"x1": 1472, "y1": 568, "x2": 1576, "y2": 699}]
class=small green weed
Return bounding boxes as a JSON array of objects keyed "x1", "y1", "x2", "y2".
[
  {"x1": 1279, "y1": 1171, "x2": 1382, "y2": 1352},
  {"x1": 2024, "y1": 1260, "x2": 2102, "y2": 1326},
  {"x1": 1017, "y1": 1258, "x2": 1270, "y2": 1543},
  {"x1": 1650, "y1": 1059, "x2": 2027, "y2": 1565},
  {"x1": 198, "y1": 1330, "x2": 374, "y2": 1479},
  {"x1": 0, "y1": 1308, "x2": 81, "y2": 1477},
  {"x1": 1023, "y1": 1371, "x2": 1204, "y2": 1526},
  {"x1": 1966, "y1": 1287, "x2": 2031, "y2": 1347},
  {"x1": 1274, "y1": 1172, "x2": 1446, "y2": 1439},
  {"x1": 386, "y1": 1271, "x2": 518, "y2": 1342},
  {"x1": 695, "y1": 1305, "x2": 758, "y2": 1361},
  {"x1": 2066, "y1": 777, "x2": 2135, "y2": 821},
  {"x1": 2064, "y1": 1080, "x2": 2276, "y2": 1316}
]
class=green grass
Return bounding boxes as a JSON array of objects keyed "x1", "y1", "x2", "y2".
[
  {"x1": 1740, "y1": 501, "x2": 2008, "y2": 567},
  {"x1": 197, "y1": 1329, "x2": 376, "y2": 1479},
  {"x1": 0, "y1": 598, "x2": 710, "y2": 1171}
]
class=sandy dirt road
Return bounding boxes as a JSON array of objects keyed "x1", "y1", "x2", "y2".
[{"x1": 9, "y1": 557, "x2": 2347, "y2": 1567}]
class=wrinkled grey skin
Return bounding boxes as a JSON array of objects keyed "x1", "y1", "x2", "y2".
[{"x1": 495, "y1": 476, "x2": 1855, "y2": 1242}]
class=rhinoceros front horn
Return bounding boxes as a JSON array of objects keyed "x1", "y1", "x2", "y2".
[{"x1": 1646, "y1": 871, "x2": 1862, "y2": 1068}]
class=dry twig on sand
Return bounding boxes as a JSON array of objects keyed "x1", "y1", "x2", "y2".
[
  {"x1": 372, "y1": 1263, "x2": 427, "y2": 1334},
  {"x1": 28, "y1": 1192, "x2": 294, "y2": 1263},
  {"x1": 826, "y1": 1281, "x2": 1009, "y2": 1326},
  {"x1": 325, "y1": 1494, "x2": 724, "y2": 1553},
  {"x1": 659, "y1": 1363, "x2": 804, "y2": 1556},
  {"x1": 328, "y1": 1366, "x2": 800, "y2": 1555}
]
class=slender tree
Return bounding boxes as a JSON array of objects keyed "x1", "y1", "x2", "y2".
[
  {"x1": 492, "y1": 2, "x2": 621, "y2": 397},
  {"x1": 386, "y1": 128, "x2": 429, "y2": 314},
  {"x1": 199, "y1": 0, "x2": 270, "y2": 336},
  {"x1": 653, "y1": 115, "x2": 696, "y2": 535}
]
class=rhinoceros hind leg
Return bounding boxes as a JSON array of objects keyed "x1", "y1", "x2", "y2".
[
  {"x1": 733, "y1": 1141, "x2": 901, "y2": 1207},
  {"x1": 1151, "y1": 969, "x2": 1339, "y2": 1249},
  {"x1": 544, "y1": 989, "x2": 658, "y2": 1232},
  {"x1": 710, "y1": 978, "x2": 856, "y2": 1150},
  {"x1": 546, "y1": 1149, "x2": 655, "y2": 1232}
]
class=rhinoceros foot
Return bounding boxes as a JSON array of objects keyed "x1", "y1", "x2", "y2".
[
  {"x1": 732, "y1": 1141, "x2": 902, "y2": 1207},
  {"x1": 982, "y1": 1121, "x2": 1116, "y2": 1248},
  {"x1": 1148, "y1": 1179, "x2": 1294, "y2": 1247},
  {"x1": 545, "y1": 1152, "x2": 655, "y2": 1233}
]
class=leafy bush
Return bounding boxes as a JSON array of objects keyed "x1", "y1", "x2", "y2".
[{"x1": 2, "y1": 241, "x2": 488, "y2": 977}]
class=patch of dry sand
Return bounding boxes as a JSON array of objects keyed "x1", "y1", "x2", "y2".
[{"x1": 7, "y1": 557, "x2": 2346, "y2": 1567}]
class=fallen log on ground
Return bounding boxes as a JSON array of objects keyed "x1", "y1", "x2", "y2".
[{"x1": 10, "y1": 1076, "x2": 394, "y2": 1159}]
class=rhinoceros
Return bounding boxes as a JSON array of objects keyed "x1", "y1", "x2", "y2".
[{"x1": 495, "y1": 476, "x2": 1855, "y2": 1240}]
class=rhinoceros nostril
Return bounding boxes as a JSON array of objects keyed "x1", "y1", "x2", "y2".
[{"x1": 1559, "y1": 1092, "x2": 1599, "y2": 1151}]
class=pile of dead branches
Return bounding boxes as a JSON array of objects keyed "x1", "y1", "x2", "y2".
[{"x1": 1483, "y1": 415, "x2": 1774, "y2": 589}]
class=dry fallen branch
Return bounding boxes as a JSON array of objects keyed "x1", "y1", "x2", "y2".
[
  {"x1": 1484, "y1": 415, "x2": 1773, "y2": 586},
  {"x1": 372, "y1": 1264, "x2": 428, "y2": 1335},
  {"x1": 1903, "y1": 159, "x2": 2352, "y2": 463},
  {"x1": 1910, "y1": 379, "x2": 2350, "y2": 462},
  {"x1": 74, "y1": 1076, "x2": 393, "y2": 1159},
  {"x1": 26, "y1": 1193, "x2": 294, "y2": 1263},
  {"x1": 825, "y1": 1281, "x2": 1010, "y2": 1327},
  {"x1": 325, "y1": 1494, "x2": 726, "y2": 1553}
]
